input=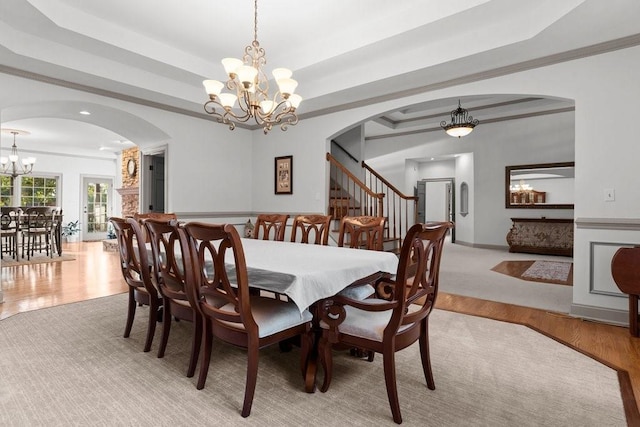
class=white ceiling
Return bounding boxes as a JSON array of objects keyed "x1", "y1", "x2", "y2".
[{"x1": 1, "y1": 0, "x2": 640, "y2": 155}]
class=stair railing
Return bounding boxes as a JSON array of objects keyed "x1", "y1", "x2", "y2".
[
  {"x1": 326, "y1": 153, "x2": 384, "y2": 219},
  {"x1": 362, "y1": 160, "x2": 419, "y2": 249}
]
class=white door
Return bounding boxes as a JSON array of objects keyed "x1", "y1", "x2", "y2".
[
  {"x1": 425, "y1": 181, "x2": 449, "y2": 222},
  {"x1": 82, "y1": 177, "x2": 113, "y2": 241}
]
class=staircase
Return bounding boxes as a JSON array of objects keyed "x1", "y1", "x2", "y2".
[{"x1": 326, "y1": 152, "x2": 418, "y2": 252}]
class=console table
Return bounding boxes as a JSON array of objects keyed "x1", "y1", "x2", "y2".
[{"x1": 506, "y1": 217, "x2": 574, "y2": 257}]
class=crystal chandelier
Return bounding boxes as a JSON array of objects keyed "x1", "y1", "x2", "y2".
[
  {"x1": 440, "y1": 100, "x2": 479, "y2": 138},
  {"x1": 0, "y1": 129, "x2": 36, "y2": 178},
  {"x1": 203, "y1": 0, "x2": 302, "y2": 134}
]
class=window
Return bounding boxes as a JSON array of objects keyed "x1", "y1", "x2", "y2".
[
  {"x1": 0, "y1": 175, "x2": 14, "y2": 206},
  {"x1": 20, "y1": 176, "x2": 59, "y2": 207}
]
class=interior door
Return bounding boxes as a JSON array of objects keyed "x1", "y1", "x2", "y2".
[
  {"x1": 82, "y1": 177, "x2": 113, "y2": 241},
  {"x1": 416, "y1": 178, "x2": 455, "y2": 242},
  {"x1": 150, "y1": 155, "x2": 165, "y2": 212}
]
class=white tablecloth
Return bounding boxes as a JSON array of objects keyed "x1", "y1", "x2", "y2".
[{"x1": 229, "y1": 239, "x2": 399, "y2": 312}]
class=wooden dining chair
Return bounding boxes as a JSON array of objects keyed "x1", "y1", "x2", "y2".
[
  {"x1": 181, "y1": 222, "x2": 313, "y2": 418},
  {"x1": 0, "y1": 207, "x2": 20, "y2": 260},
  {"x1": 337, "y1": 215, "x2": 386, "y2": 251},
  {"x1": 144, "y1": 218, "x2": 203, "y2": 377},
  {"x1": 336, "y1": 215, "x2": 388, "y2": 302},
  {"x1": 21, "y1": 207, "x2": 56, "y2": 260},
  {"x1": 290, "y1": 214, "x2": 332, "y2": 245},
  {"x1": 318, "y1": 221, "x2": 453, "y2": 424},
  {"x1": 253, "y1": 214, "x2": 289, "y2": 241},
  {"x1": 109, "y1": 217, "x2": 162, "y2": 352},
  {"x1": 133, "y1": 212, "x2": 178, "y2": 242}
]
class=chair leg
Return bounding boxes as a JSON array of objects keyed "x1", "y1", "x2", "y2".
[
  {"x1": 382, "y1": 349, "x2": 402, "y2": 424},
  {"x1": 197, "y1": 320, "x2": 213, "y2": 390},
  {"x1": 630, "y1": 295, "x2": 639, "y2": 337},
  {"x1": 299, "y1": 331, "x2": 312, "y2": 380},
  {"x1": 318, "y1": 337, "x2": 334, "y2": 393},
  {"x1": 124, "y1": 288, "x2": 136, "y2": 338},
  {"x1": 143, "y1": 298, "x2": 159, "y2": 352},
  {"x1": 241, "y1": 344, "x2": 259, "y2": 417},
  {"x1": 187, "y1": 312, "x2": 202, "y2": 378},
  {"x1": 157, "y1": 300, "x2": 172, "y2": 358},
  {"x1": 419, "y1": 319, "x2": 435, "y2": 390}
]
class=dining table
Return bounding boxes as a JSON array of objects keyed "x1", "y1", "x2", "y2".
[
  {"x1": 228, "y1": 237, "x2": 400, "y2": 392},
  {"x1": 230, "y1": 238, "x2": 399, "y2": 313}
]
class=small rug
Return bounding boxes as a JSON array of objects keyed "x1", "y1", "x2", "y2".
[
  {"x1": 1, "y1": 254, "x2": 76, "y2": 267},
  {"x1": 491, "y1": 260, "x2": 573, "y2": 286}
]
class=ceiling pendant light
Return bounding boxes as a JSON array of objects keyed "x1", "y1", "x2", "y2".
[
  {"x1": 0, "y1": 129, "x2": 36, "y2": 178},
  {"x1": 440, "y1": 100, "x2": 479, "y2": 138},
  {"x1": 202, "y1": 0, "x2": 302, "y2": 134}
]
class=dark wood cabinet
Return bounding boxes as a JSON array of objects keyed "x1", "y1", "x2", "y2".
[{"x1": 506, "y1": 217, "x2": 573, "y2": 257}]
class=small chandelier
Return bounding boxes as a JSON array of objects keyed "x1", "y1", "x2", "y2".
[
  {"x1": 440, "y1": 100, "x2": 479, "y2": 138},
  {"x1": 202, "y1": 0, "x2": 302, "y2": 134},
  {"x1": 0, "y1": 129, "x2": 36, "y2": 178}
]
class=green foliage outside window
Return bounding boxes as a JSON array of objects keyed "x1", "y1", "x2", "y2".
[
  {"x1": 0, "y1": 176, "x2": 13, "y2": 207},
  {"x1": 20, "y1": 176, "x2": 58, "y2": 207}
]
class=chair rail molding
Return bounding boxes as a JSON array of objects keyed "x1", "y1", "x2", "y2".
[{"x1": 575, "y1": 218, "x2": 640, "y2": 231}]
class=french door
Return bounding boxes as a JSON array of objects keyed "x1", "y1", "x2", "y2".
[{"x1": 82, "y1": 177, "x2": 113, "y2": 241}]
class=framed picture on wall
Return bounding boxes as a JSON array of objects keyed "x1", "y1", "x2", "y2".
[{"x1": 274, "y1": 155, "x2": 293, "y2": 194}]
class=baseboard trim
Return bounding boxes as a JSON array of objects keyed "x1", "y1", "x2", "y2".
[
  {"x1": 455, "y1": 240, "x2": 509, "y2": 251},
  {"x1": 570, "y1": 303, "x2": 628, "y2": 326}
]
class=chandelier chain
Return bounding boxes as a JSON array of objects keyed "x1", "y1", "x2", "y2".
[{"x1": 253, "y1": 0, "x2": 258, "y2": 42}]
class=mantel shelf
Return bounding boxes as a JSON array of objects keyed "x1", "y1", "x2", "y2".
[{"x1": 116, "y1": 187, "x2": 139, "y2": 196}]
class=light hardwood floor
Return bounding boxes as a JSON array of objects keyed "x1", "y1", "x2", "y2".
[{"x1": 1, "y1": 241, "x2": 639, "y2": 424}]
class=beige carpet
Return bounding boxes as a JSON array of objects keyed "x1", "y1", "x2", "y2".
[
  {"x1": 0, "y1": 253, "x2": 75, "y2": 267},
  {"x1": 440, "y1": 241, "x2": 574, "y2": 313},
  {"x1": 0, "y1": 293, "x2": 626, "y2": 426}
]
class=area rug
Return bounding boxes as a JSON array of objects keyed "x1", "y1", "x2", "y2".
[
  {"x1": 0, "y1": 293, "x2": 626, "y2": 426},
  {"x1": 491, "y1": 260, "x2": 573, "y2": 286},
  {"x1": 0, "y1": 253, "x2": 75, "y2": 267}
]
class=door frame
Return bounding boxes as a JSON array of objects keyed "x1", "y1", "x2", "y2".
[{"x1": 416, "y1": 178, "x2": 455, "y2": 243}]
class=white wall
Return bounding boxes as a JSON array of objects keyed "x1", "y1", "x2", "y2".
[{"x1": 456, "y1": 153, "x2": 474, "y2": 243}]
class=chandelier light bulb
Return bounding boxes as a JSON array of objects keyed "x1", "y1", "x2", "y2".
[
  {"x1": 222, "y1": 58, "x2": 243, "y2": 76},
  {"x1": 276, "y1": 78, "x2": 298, "y2": 96},
  {"x1": 236, "y1": 65, "x2": 258, "y2": 88},
  {"x1": 287, "y1": 94, "x2": 302, "y2": 109},
  {"x1": 203, "y1": 80, "x2": 224, "y2": 97},
  {"x1": 272, "y1": 68, "x2": 292, "y2": 80},
  {"x1": 218, "y1": 93, "x2": 238, "y2": 109}
]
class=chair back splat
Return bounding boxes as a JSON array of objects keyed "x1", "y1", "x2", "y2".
[
  {"x1": 338, "y1": 215, "x2": 386, "y2": 251},
  {"x1": 181, "y1": 222, "x2": 312, "y2": 418},
  {"x1": 109, "y1": 217, "x2": 162, "y2": 352},
  {"x1": 318, "y1": 221, "x2": 453, "y2": 424},
  {"x1": 253, "y1": 214, "x2": 289, "y2": 241},
  {"x1": 291, "y1": 214, "x2": 332, "y2": 245}
]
